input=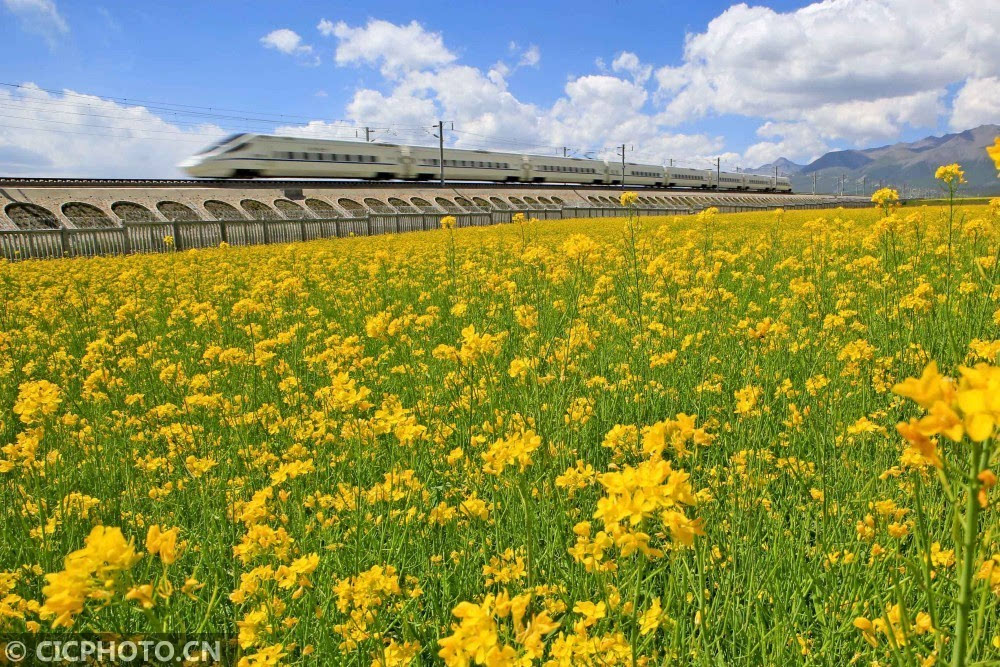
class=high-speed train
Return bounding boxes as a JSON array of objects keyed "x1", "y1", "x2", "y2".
[{"x1": 179, "y1": 133, "x2": 792, "y2": 192}]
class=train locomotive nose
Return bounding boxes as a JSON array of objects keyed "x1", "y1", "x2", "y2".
[{"x1": 178, "y1": 157, "x2": 208, "y2": 177}]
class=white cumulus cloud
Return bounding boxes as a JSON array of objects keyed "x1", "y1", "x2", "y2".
[
  {"x1": 612, "y1": 52, "x2": 651, "y2": 85},
  {"x1": 261, "y1": 28, "x2": 308, "y2": 54},
  {"x1": 260, "y1": 28, "x2": 318, "y2": 64},
  {"x1": 950, "y1": 77, "x2": 1000, "y2": 131},
  {"x1": 0, "y1": 83, "x2": 225, "y2": 177},
  {"x1": 321, "y1": 18, "x2": 456, "y2": 79},
  {"x1": 652, "y1": 0, "x2": 1000, "y2": 162}
]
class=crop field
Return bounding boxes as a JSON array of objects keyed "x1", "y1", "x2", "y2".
[{"x1": 1, "y1": 199, "x2": 999, "y2": 665}]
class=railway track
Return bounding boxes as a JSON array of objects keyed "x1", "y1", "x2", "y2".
[{"x1": 0, "y1": 177, "x2": 816, "y2": 195}]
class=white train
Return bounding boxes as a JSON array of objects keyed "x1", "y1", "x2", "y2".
[{"x1": 179, "y1": 133, "x2": 792, "y2": 192}]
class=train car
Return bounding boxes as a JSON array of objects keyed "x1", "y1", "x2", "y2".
[
  {"x1": 665, "y1": 167, "x2": 713, "y2": 188},
  {"x1": 622, "y1": 163, "x2": 665, "y2": 187},
  {"x1": 746, "y1": 174, "x2": 774, "y2": 191},
  {"x1": 180, "y1": 134, "x2": 404, "y2": 179},
  {"x1": 406, "y1": 144, "x2": 525, "y2": 182},
  {"x1": 717, "y1": 172, "x2": 745, "y2": 190},
  {"x1": 179, "y1": 133, "x2": 793, "y2": 193},
  {"x1": 527, "y1": 155, "x2": 604, "y2": 184}
]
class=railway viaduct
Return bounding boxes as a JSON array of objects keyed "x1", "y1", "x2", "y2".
[{"x1": 0, "y1": 179, "x2": 867, "y2": 230}]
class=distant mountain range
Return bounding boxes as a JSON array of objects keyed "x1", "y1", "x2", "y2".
[{"x1": 751, "y1": 124, "x2": 1000, "y2": 196}]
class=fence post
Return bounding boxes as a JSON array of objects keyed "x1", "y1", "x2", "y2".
[
  {"x1": 262, "y1": 220, "x2": 271, "y2": 245},
  {"x1": 220, "y1": 221, "x2": 229, "y2": 245},
  {"x1": 366, "y1": 215, "x2": 373, "y2": 236},
  {"x1": 299, "y1": 219, "x2": 307, "y2": 242},
  {"x1": 171, "y1": 221, "x2": 181, "y2": 251},
  {"x1": 335, "y1": 220, "x2": 342, "y2": 238},
  {"x1": 60, "y1": 227, "x2": 70, "y2": 256},
  {"x1": 121, "y1": 223, "x2": 132, "y2": 255}
]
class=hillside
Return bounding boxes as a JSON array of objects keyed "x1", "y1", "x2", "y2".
[{"x1": 759, "y1": 125, "x2": 1000, "y2": 196}]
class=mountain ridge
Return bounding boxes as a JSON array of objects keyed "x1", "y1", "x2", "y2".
[{"x1": 756, "y1": 124, "x2": 1000, "y2": 196}]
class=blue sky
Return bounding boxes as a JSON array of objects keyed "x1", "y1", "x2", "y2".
[{"x1": 1, "y1": 0, "x2": 997, "y2": 177}]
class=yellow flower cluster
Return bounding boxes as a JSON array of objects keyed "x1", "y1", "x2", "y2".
[
  {"x1": 438, "y1": 590, "x2": 559, "y2": 665},
  {"x1": 988, "y1": 136, "x2": 1000, "y2": 174},
  {"x1": 619, "y1": 191, "x2": 639, "y2": 207},
  {"x1": 853, "y1": 604, "x2": 934, "y2": 648},
  {"x1": 39, "y1": 526, "x2": 142, "y2": 628},
  {"x1": 12, "y1": 379, "x2": 61, "y2": 425},
  {"x1": 870, "y1": 187, "x2": 899, "y2": 215},
  {"x1": 1, "y1": 198, "x2": 998, "y2": 663},
  {"x1": 934, "y1": 162, "x2": 965, "y2": 187},
  {"x1": 894, "y1": 361, "x2": 1000, "y2": 450}
]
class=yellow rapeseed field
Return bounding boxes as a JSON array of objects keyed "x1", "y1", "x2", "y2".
[{"x1": 2, "y1": 194, "x2": 1000, "y2": 664}]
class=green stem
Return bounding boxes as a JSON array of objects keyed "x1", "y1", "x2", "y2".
[
  {"x1": 951, "y1": 440, "x2": 983, "y2": 667},
  {"x1": 517, "y1": 477, "x2": 535, "y2": 588},
  {"x1": 629, "y1": 555, "x2": 646, "y2": 667}
]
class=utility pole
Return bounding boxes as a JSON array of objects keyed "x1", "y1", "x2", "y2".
[
  {"x1": 812, "y1": 172, "x2": 816, "y2": 195},
  {"x1": 365, "y1": 127, "x2": 371, "y2": 142},
  {"x1": 669, "y1": 158, "x2": 673, "y2": 167},
  {"x1": 716, "y1": 157, "x2": 721, "y2": 188},
  {"x1": 437, "y1": 120, "x2": 445, "y2": 187},
  {"x1": 774, "y1": 165, "x2": 778, "y2": 189},
  {"x1": 621, "y1": 144, "x2": 626, "y2": 187},
  {"x1": 862, "y1": 175, "x2": 866, "y2": 195},
  {"x1": 563, "y1": 147, "x2": 568, "y2": 158}
]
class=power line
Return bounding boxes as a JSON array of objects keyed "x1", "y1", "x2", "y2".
[
  {"x1": 0, "y1": 81, "x2": 362, "y2": 127},
  {"x1": 0, "y1": 121, "x2": 216, "y2": 143},
  {"x1": 0, "y1": 82, "x2": 757, "y2": 172}
]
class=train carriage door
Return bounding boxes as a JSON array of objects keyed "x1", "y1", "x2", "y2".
[{"x1": 520, "y1": 156, "x2": 531, "y2": 183}]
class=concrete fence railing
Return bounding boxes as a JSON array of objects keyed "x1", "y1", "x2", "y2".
[{"x1": 0, "y1": 200, "x2": 868, "y2": 261}]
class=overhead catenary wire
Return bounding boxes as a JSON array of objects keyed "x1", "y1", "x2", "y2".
[
  {"x1": 0, "y1": 81, "x2": 785, "y2": 174},
  {"x1": 1, "y1": 82, "x2": 669, "y2": 163}
]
